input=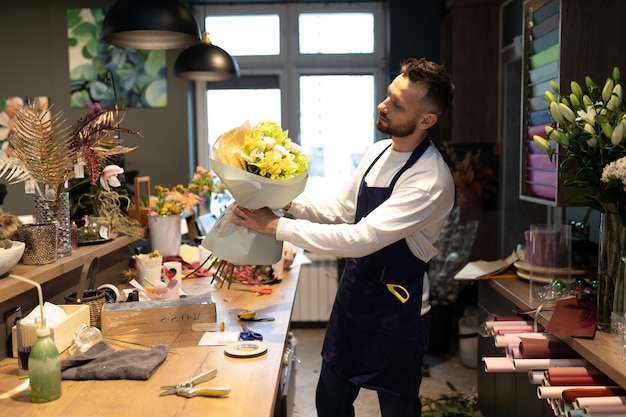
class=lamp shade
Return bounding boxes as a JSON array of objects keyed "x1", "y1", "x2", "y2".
[
  {"x1": 174, "y1": 33, "x2": 240, "y2": 81},
  {"x1": 102, "y1": 0, "x2": 200, "y2": 50}
]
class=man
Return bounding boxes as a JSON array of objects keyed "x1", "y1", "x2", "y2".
[{"x1": 231, "y1": 57, "x2": 455, "y2": 417}]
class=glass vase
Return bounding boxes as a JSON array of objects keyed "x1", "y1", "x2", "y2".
[
  {"x1": 34, "y1": 192, "x2": 72, "y2": 258},
  {"x1": 597, "y1": 212, "x2": 626, "y2": 332}
]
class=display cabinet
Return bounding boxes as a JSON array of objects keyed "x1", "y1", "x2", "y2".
[{"x1": 519, "y1": 0, "x2": 626, "y2": 206}]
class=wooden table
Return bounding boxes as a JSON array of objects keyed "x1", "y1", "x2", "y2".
[{"x1": 0, "y1": 265, "x2": 301, "y2": 417}]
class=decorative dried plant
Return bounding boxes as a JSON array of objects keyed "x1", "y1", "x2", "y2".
[
  {"x1": 4, "y1": 100, "x2": 140, "y2": 198},
  {"x1": 10, "y1": 100, "x2": 74, "y2": 197},
  {"x1": 68, "y1": 105, "x2": 139, "y2": 186}
]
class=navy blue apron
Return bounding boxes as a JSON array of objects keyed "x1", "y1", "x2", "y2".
[{"x1": 321, "y1": 139, "x2": 431, "y2": 397}]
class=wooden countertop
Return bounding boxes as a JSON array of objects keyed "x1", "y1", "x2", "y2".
[
  {"x1": 0, "y1": 265, "x2": 300, "y2": 417},
  {"x1": 0, "y1": 235, "x2": 139, "y2": 304},
  {"x1": 489, "y1": 277, "x2": 626, "y2": 388}
]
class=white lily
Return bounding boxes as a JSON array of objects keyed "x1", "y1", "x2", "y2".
[
  {"x1": 577, "y1": 106, "x2": 597, "y2": 124},
  {"x1": 612, "y1": 122, "x2": 625, "y2": 146}
]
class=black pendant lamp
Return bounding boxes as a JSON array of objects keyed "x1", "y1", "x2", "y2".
[
  {"x1": 102, "y1": 0, "x2": 200, "y2": 50},
  {"x1": 174, "y1": 31, "x2": 240, "y2": 81}
]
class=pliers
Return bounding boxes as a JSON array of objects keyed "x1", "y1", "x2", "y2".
[{"x1": 159, "y1": 368, "x2": 230, "y2": 398}]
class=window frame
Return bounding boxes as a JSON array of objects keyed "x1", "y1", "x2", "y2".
[{"x1": 192, "y1": 2, "x2": 387, "y2": 171}]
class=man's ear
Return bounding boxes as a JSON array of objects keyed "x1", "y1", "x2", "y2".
[{"x1": 419, "y1": 113, "x2": 438, "y2": 130}]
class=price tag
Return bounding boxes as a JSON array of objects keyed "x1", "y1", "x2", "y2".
[
  {"x1": 24, "y1": 180, "x2": 35, "y2": 194},
  {"x1": 74, "y1": 157, "x2": 85, "y2": 178}
]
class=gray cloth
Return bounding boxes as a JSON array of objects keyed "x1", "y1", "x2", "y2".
[{"x1": 61, "y1": 341, "x2": 169, "y2": 380}]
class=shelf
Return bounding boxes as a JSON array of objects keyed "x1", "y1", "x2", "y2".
[
  {"x1": 0, "y1": 235, "x2": 138, "y2": 304},
  {"x1": 489, "y1": 278, "x2": 626, "y2": 389},
  {"x1": 519, "y1": 0, "x2": 626, "y2": 206}
]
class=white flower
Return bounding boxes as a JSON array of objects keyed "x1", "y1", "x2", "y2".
[
  {"x1": 577, "y1": 106, "x2": 597, "y2": 124},
  {"x1": 602, "y1": 156, "x2": 626, "y2": 185},
  {"x1": 100, "y1": 165, "x2": 124, "y2": 191}
]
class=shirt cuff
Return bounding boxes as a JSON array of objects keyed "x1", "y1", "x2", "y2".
[{"x1": 276, "y1": 217, "x2": 294, "y2": 242}]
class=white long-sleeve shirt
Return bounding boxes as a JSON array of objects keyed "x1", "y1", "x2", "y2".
[{"x1": 276, "y1": 139, "x2": 455, "y2": 313}]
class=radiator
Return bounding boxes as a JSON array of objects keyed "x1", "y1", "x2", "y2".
[{"x1": 292, "y1": 252, "x2": 339, "y2": 322}]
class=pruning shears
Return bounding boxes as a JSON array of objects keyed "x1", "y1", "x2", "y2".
[{"x1": 159, "y1": 369, "x2": 230, "y2": 398}]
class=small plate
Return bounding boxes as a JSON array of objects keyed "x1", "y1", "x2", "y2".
[
  {"x1": 77, "y1": 238, "x2": 114, "y2": 246},
  {"x1": 516, "y1": 270, "x2": 556, "y2": 283},
  {"x1": 514, "y1": 260, "x2": 587, "y2": 276}
]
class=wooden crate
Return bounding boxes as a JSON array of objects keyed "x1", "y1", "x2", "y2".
[{"x1": 12, "y1": 304, "x2": 90, "y2": 355}]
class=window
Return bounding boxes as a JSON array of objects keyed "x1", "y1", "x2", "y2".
[{"x1": 195, "y1": 2, "x2": 386, "y2": 195}]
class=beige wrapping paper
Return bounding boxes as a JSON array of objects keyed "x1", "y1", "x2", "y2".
[{"x1": 202, "y1": 122, "x2": 308, "y2": 265}]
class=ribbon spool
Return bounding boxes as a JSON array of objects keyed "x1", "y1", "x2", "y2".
[{"x1": 224, "y1": 341, "x2": 268, "y2": 358}]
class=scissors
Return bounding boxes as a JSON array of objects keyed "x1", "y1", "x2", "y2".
[
  {"x1": 160, "y1": 368, "x2": 230, "y2": 398},
  {"x1": 234, "y1": 287, "x2": 272, "y2": 295},
  {"x1": 239, "y1": 324, "x2": 263, "y2": 341}
]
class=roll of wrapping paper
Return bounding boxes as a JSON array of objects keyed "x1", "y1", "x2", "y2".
[
  {"x1": 518, "y1": 337, "x2": 580, "y2": 359},
  {"x1": 494, "y1": 332, "x2": 557, "y2": 347},
  {"x1": 483, "y1": 357, "x2": 586, "y2": 373},
  {"x1": 491, "y1": 315, "x2": 529, "y2": 321},
  {"x1": 538, "y1": 385, "x2": 620, "y2": 399},
  {"x1": 562, "y1": 387, "x2": 626, "y2": 404},
  {"x1": 483, "y1": 357, "x2": 515, "y2": 372},
  {"x1": 529, "y1": 370, "x2": 545, "y2": 384},
  {"x1": 575, "y1": 395, "x2": 626, "y2": 409},
  {"x1": 505, "y1": 342, "x2": 520, "y2": 359},
  {"x1": 545, "y1": 366, "x2": 605, "y2": 379},
  {"x1": 497, "y1": 327, "x2": 538, "y2": 335},
  {"x1": 584, "y1": 404, "x2": 626, "y2": 414},
  {"x1": 485, "y1": 320, "x2": 539, "y2": 333},
  {"x1": 513, "y1": 358, "x2": 587, "y2": 371},
  {"x1": 548, "y1": 374, "x2": 617, "y2": 386}
]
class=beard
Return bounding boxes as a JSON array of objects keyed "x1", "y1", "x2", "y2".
[{"x1": 376, "y1": 114, "x2": 417, "y2": 138}]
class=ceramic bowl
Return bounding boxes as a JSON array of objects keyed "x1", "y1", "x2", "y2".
[{"x1": 0, "y1": 241, "x2": 26, "y2": 276}]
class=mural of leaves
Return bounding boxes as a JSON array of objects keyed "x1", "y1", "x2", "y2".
[{"x1": 67, "y1": 8, "x2": 167, "y2": 109}]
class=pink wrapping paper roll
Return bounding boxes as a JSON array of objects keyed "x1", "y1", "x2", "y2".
[
  {"x1": 576, "y1": 395, "x2": 626, "y2": 409},
  {"x1": 483, "y1": 357, "x2": 515, "y2": 372},
  {"x1": 545, "y1": 366, "x2": 605, "y2": 378},
  {"x1": 494, "y1": 332, "x2": 557, "y2": 347},
  {"x1": 505, "y1": 343, "x2": 520, "y2": 359},
  {"x1": 497, "y1": 327, "x2": 537, "y2": 335},
  {"x1": 584, "y1": 404, "x2": 626, "y2": 414},
  {"x1": 513, "y1": 358, "x2": 587, "y2": 371},
  {"x1": 538, "y1": 385, "x2": 620, "y2": 400}
]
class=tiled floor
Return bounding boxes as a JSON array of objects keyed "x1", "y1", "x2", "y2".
[{"x1": 290, "y1": 327, "x2": 479, "y2": 417}]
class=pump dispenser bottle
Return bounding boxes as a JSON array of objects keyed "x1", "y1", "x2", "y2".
[{"x1": 28, "y1": 326, "x2": 61, "y2": 403}]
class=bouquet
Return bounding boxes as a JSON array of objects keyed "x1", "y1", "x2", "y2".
[
  {"x1": 147, "y1": 184, "x2": 202, "y2": 216},
  {"x1": 189, "y1": 165, "x2": 226, "y2": 211},
  {"x1": 202, "y1": 120, "x2": 308, "y2": 268}
]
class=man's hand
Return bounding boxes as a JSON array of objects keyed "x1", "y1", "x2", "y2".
[{"x1": 230, "y1": 204, "x2": 280, "y2": 236}]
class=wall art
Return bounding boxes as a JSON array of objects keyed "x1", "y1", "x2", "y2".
[{"x1": 67, "y1": 8, "x2": 167, "y2": 109}]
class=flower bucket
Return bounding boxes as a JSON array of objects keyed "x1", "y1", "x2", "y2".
[{"x1": 148, "y1": 215, "x2": 181, "y2": 257}]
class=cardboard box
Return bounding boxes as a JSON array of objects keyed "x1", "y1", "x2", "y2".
[
  {"x1": 12, "y1": 304, "x2": 90, "y2": 355},
  {"x1": 101, "y1": 296, "x2": 216, "y2": 336}
]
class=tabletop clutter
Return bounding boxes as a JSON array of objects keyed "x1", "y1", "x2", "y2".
[{"x1": 7, "y1": 238, "x2": 304, "y2": 404}]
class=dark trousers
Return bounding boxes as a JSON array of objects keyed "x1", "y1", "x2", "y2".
[{"x1": 315, "y1": 311, "x2": 430, "y2": 417}]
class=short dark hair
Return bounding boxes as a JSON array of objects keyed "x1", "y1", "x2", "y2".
[{"x1": 400, "y1": 58, "x2": 455, "y2": 116}]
